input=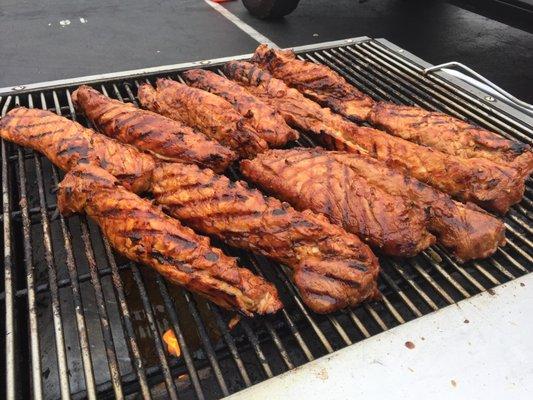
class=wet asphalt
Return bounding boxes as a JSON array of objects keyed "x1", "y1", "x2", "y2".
[{"x1": 1, "y1": 0, "x2": 532, "y2": 101}]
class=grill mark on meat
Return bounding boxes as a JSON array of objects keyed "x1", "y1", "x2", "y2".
[
  {"x1": 70, "y1": 169, "x2": 115, "y2": 186},
  {"x1": 56, "y1": 144, "x2": 89, "y2": 158},
  {"x1": 111, "y1": 225, "x2": 200, "y2": 252},
  {"x1": 151, "y1": 162, "x2": 380, "y2": 313},
  {"x1": 182, "y1": 69, "x2": 298, "y2": 147},
  {"x1": 300, "y1": 268, "x2": 360, "y2": 292},
  {"x1": 13, "y1": 120, "x2": 52, "y2": 129},
  {"x1": 177, "y1": 207, "x2": 266, "y2": 222},
  {"x1": 225, "y1": 61, "x2": 525, "y2": 214},
  {"x1": 136, "y1": 79, "x2": 267, "y2": 158},
  {"x1": 0, "y1": 107, "x2": 156, "y2": 193},
  {"x1": 72, "y1": 85, "x2": 236, "y2": 173},
  {"x1": 113, "y1": 113, "x2": 147, "y2": 132},
  {"x1": 57, "y1": 164, "x2": 282, "y2": 316},
  {"x1": 341, "y1": 162, "x2": 351, "y2": 227},
  {"x1": 252, "y1": 45, "x2": 532, "y2": 177},
  {"x1": 19, "y1": 128, "x2": 65, "y2": 139},
  {"x1": 149, "y1": 250, "x2": 193, "y2": 273},
  {"x1": 241, "y1": 148, "x2": 435, "y2": 257}
]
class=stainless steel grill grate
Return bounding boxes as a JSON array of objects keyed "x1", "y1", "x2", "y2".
[{"x1": 1, "y1": 37, "x2": 532, "y2": 400}]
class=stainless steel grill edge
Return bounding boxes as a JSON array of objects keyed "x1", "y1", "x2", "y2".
[{"x1": 1, "y1": 37, "x2": 531, "y2": 400}]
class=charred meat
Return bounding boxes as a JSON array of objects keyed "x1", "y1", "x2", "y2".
[
  {"x1": 0, "y1": 107, "x2": 155, "y2": 193},
  {"x1": 150, "y1": 162, "x2": 380, "y2": 314},
  {"x1": 252, "y1": 45, "x2": 533, "y2": 175},
  {"x1": 251, "y1": 44, "x2": 375, "y2": 121},
  {"x1": 138, "y1": 78, "x2": 268, "y2": 158},
  {"x1": 243, "y1": 147, "x2": 505, "y2": 262},
  {"x1": 368, "y1": 102, "x2": 533, "y2": 175},
  {"x1": 224, "y1": 61, "x2": 524, "y2": 214},
  {"x1": 58, "y1": 164, "x2": 282, "y2": 316},
  {"x1": 182, "y1": 69, "x2": 298, "y2": 147},
  {"x1": 241, "y1": 148, "x2": 436, "y2": 257},
  {"x1": 72, "y1": 85, "x2": 236, "y2": 173}
]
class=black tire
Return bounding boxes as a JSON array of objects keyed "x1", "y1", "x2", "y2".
[{"x1": 242, "y1": 0, "x2": 301, "y2": 19}]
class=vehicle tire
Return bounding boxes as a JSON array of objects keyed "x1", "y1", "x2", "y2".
[{"x1": 242, "y1": 0, "x2": 301, "y2": 19}]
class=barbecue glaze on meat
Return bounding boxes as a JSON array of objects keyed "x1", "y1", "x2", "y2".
[
  {"x1": 150, "y1": 162, "x2": 380, "y2": 314},
  {"x1": 58, "y1": 164, "x2": 282, "y2": 316},
  {"x1": 138, "y1": 78, "x2": 268, "y2": 158},
  {"x1": 368, "y1": 102, "x2": 533, "y2": 175},
  {"x1": 251, "y1": 44, "x2": 375, "y2": 121},
  {"x1": 244, "y1": 148, "x2": 505, "y2": 261},
  {"x1": 325, "y1": 122, "x2": 524, "y2": 215},
  {"x1": 224, "y1": 61, "x2": 524, "y2": 214},
  {"x1": 72, "y1": 85, "x2": 236, "y2": 173},
  {"x1": 0, "y1": 107, "x2": 155, "y2": 193},
  {"x1": 241, "y1": 149, "x2": 436, "y2": 257},
  {"x1": 183, "y1": 69, "x2": 299, "y2": 147},
  {"x1": 252, "y1": 45, "x2": 533, "y2": 175}
]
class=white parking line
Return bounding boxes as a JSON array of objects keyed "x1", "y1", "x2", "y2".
[{"x1": 204, "y1": 0, "x2": 279, "y2": 48}]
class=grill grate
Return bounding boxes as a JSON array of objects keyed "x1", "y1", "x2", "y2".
[{"x1": 1, "y1": 38, "x2": 532, "y2": 400}]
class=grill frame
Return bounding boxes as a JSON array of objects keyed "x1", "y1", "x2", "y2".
[{"x1": 1, "y1": 37, "x2": 532, "y2": 400}]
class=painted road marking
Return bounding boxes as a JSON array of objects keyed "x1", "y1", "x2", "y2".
[{"x1": 204, "y1": 0, "x2": 279, "y2": 48}]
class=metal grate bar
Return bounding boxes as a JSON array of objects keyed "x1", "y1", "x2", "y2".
[
  {"x1": 51, "y1": 90, "x2": 125, "y2": 399},
  {"x1": 363, "y1": 41, "x2": 533, "y2": 141},
  {"x1": 100, "y1": 238, "x2": 153, "y2": 400},
  {"x1": 207, "y1": 304, "x2": 253, "y2": 387},
  {"x1": 33, "y1": 144, "x2": 72, "y2": 399},
  {"x1": 130, "y1": 265, "x2": 179, "y2": 399},
  {"x1": 388, "y1": 260, "x2": 441, "y2": 311},
  {"x1": 417, "y1": 253, "x2": 471, "y2": 299},
  {"x1": 0, "y1": 203, "x2": 56, "y2": 222},
  {"x1": 78, "y1": 218, "x2": 126, "y2": 399},
  {"x1": 243, "y1": 255, "x2": 315, "y2": 363},
  {"x1": 2, "y1": 96, "x2": 16, "y2": 400},
  {"x1": 487, "y1": 258, "x2": 515, "y2": 280},
  {"x1": 0, "y1": 258, "x2": 135, "y2": 301},
  {"x1": 241, "y1": 319, "x2": 274, "y2": 379},
  {"x1": 34, "y1": 93, "x2": 98, "y2": 400},
  {"x1": 16, "y1": 118, "x2": 44, "y2": 400},
  {"x1": 434, "y1": 248, "x2": 486, "y2": 292},
  {"x1": 347, "y1": 311, "x2": 371, "y2": 339},
  {"x1": 103, "y1": 82, "x2": 180, "y2": 400},
  {"x1": 156, "y1": 278, "x2": 206, "y2": 400},
  {"x1": 503, "y1": 237, "x2": 532, "y2": 262},
  {"x1": 379, "y1": 267, "x2": 423, "y2": 318},
  {"x1": 182, "y1": 291, "x2": 230, "y2": 396},
  {"x1": 507, "y1": 215, "x2": 533, "y2": 237},
  {"x1": 497, "y1": 248, "x2": 528, "y2": 274}
]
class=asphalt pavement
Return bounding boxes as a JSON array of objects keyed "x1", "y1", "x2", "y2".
[{"x1": 1, "y1": 0, "x2": 532, "y2": 101}]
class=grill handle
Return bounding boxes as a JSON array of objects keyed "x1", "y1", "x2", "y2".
[{"x1": 423, "y1": 61, "x2": 533, "y2": 116}]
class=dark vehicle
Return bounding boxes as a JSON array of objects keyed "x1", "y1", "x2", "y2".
[{"x1": 242, "y1": 0, "x2": 301, "y2": 18}]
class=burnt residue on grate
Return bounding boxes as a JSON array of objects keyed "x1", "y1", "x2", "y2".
[{"x1": 1, "y1": 38, "x2": 532, "y2": 400}]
